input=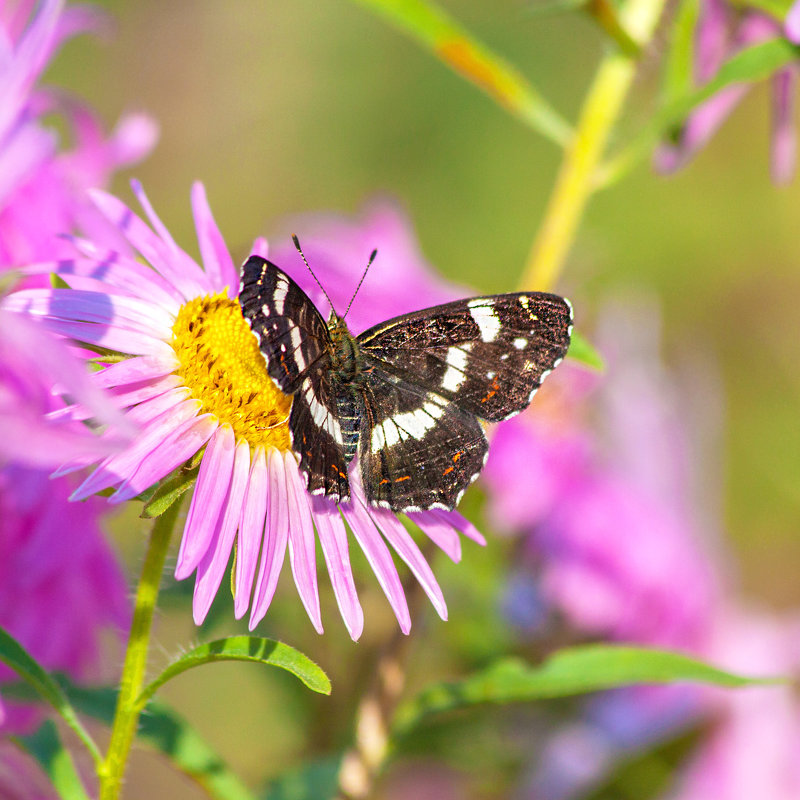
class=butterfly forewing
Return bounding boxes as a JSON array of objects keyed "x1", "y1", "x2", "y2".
[
  {"x1": 239, "y1": 256, "x2": 351, "y2": 501},
  {"x1": 357, "y1": 292, "x2": 572, "y2": 422}
]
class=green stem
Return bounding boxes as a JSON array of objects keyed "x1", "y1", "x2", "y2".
[
  {"x1": 519, "y1": 0, "x2": 667, "y2": 292},
  {"x1": 98, "y1": 502, "x2": 179, "y2": 800}
]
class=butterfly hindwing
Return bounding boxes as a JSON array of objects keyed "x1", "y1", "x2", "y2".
[
  {"x1": 357, "y1": 292, "x2": 572, "y2": 422},
  {"x1": 239, "y1": 256, "x2": 351, "y2": 502},
  {"x1": 357, "y1": 364, "x2": 488, "y2": 510}
]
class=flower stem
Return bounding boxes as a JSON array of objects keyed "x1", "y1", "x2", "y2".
[
  {"x1": 98, "y1": 502, "x2": 179, "y2": 800},
  {"x1": 519, "y1": 0, "x2": 667, "y2": 292}
]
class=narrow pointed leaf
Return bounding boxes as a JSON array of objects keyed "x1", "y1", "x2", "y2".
[
  {"x1": 600, "y1": 38, "x2": 800, "y2": 185},
  {"x1": 0, "y1": 627, "x2": 101, "y2": 764},
  {"x1": 137, "y1": 636, "x2": 331, "y2": 707},
  {"x1": 350, "y1": 0, "x2": 571, "y2": 145},
  {"x1": 141, "y1": 465, "x2": 199, "y2": 518},
  {"x1": 662, "y1": 0, "x2": 700, "y2": 104},
  {"x1": 567, "y1": 329, "x2": 604, "y2": 370},
  {"x1": 261, "y1": 754, "x2": 342, "y2": 800},
  {"x1": 62, "y1": 683, "x2": 255, "y2": 800},
  {"x1": 395, "y1": 644, "x2": 779, "y2": 735},
  {"x1": 15, "y1": 720, "x2": 92, "y2": 800}
]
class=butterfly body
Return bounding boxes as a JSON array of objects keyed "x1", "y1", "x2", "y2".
[{"x1": 239, "y1": 255, "x2": 572, "y2": 512}]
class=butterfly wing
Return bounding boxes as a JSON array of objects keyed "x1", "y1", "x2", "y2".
[
  {"x1": 354, "y1": 291, "x2": 571, "y2": 510},
  {"x1": 356, "y1": 364, "x2": 488, "y2": 511},
  {"x1": 239, "y1": 256, "x2": 351, "y2": 501},
  {"x1": 357, "y1": 292, "x2": 573, "y2": 422}
]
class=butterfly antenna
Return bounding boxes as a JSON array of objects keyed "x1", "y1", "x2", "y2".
[
  {"x1": 343, "y1": 248, "x2": 377, "y2": 321},
  {"x1": 292, "y1": 234, "x2": 336, "y2": 314}
]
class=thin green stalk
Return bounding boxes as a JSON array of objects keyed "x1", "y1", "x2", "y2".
[
  {"x1": 98, "y1": 502, "x2": 179, "y2": 800},
  {"x1": 519, "y1": 0, "x2": 667, "y2": 292}
]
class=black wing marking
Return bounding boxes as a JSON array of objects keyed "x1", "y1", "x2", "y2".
[
  {"x1": 357, "y1": 292, "x2": 572, "y2": 422},
  {"x1": 239, "y1": 256, "x2": 350, "y2": 500},
  {"x1": 357, "y1": 361, "x2": 488, "y2": 511}
]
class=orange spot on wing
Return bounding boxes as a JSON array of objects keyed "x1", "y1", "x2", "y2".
[
  {"x1": 443, "y1": 466, "x2": 455, "y2": 475},
  {"x1": 452, "y1": 451, "x2": 464, "y2": 463},
  {"x1": 394, "y1": 475, "x2": 411, "y2": 482}
]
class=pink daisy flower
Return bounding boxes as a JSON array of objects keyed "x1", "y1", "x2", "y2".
[{"x1": 6, "y1": 184, "x2": 485, "y2": 641}]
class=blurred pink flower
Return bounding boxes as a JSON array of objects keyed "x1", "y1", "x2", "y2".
[
  {"x1": 667, "y1": 608, "x2": 800, "y2": 800},
  {"x1": 0, "y1": 0, "x2": 157, "y2": 269},
  {"x1": 484, "y1": 301, "x2": 721, "y2": 650},
  {"x1": 8, "y1": 184, "x2": 485, "y2": 640},
  {"x1": 0, "y1": 465, "x2": 129, "y2": 733},
  {"x1": 655, "y1": 0, "x2": 798, "y2": 184},
  {"x1": 0, "y1": 308, "x2": 132, "y2": 467}
]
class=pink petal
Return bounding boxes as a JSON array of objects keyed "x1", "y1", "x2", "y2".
[
  {"x1": 0, "y1": 410, "x2": 121, "y2": 467},
  {"x1": 312, "y1": 496, "x2": 364, "y2": 641},
  {"x1": 249, "y1": 448, "x2": 289, "y2": 628},
  {"x1": 192, "y1": 436, "x2": 251, "y2": 623},
  {"x1": 110, "y1": 413, "x2": 217, "y2": 502},
  {"x1": 175, "y1": 423, "x2": 235, "y2": 580},
  {"x1": 342, "y1": 499, "x2": 411, "y2": 634},
  {"x1": 406, "y1": 511, "x2": 462, "y2": 562},
  {"x1": 371, "y1": 508, "x2": 447, "y2": 621},
  {"x1": 5, "y1": 288, "x2": 174, "y2": 337},
  {"x1": 70, "y1": 398, "x2": 201, "y2": 500},
  {"x1": 191, "y1": 182, "x2": 238, "y2": 296},
  {"x1": 234, "y1": 446, "x2": 268, "y2": 619},
  {"x1": 250, "y1": 237, "x2": 269, "y2": 260},
  {"x1": 92, "y1": 353, "x2": 179, "y2": 389},
  {"x1": 787, "y1": 0, "x2": 800, "y2": 43},
  {"x1": 431, "y1": 507, "x2": 486, "y2": 546},
  {"x1": 130, "y1": 180, "x2": 212, "y2": 293},
  {"x1": 52, "y1": 240, "x2": 183, "y2": 307},
  {"x1": 284, "y1": 453, "x2": 323, "y2": 633},
  {"x1": 2, "y1": 311, "x2": 133, "y2": 436},
  {"x1": 89, "y1": 188, "x2": 207, "y2": 300},
  {"x1": 35, "y1": 318, "x2": 174, "y2": 358}
]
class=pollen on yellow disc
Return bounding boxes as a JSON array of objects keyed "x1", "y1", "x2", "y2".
[{"x1": 172, "y1": 293, "x2": 292, "y2": 450}]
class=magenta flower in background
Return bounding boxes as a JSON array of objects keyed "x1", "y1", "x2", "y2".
[
  {"x1": 484, "y1": 300, "x2": 721, "y2": 650},
  {"x1": 667, "y1": 608, "x2": 800, "y2": 800},
  {"x1": 656, "y1": 0, "x2": 798, "y2": 183},
  {"x1": 0, "y1": 308, "x2": 132, "y2": 467},
  {"x1": 0, "y1": 0, "x2": 157, "y2": 269},
  {"x1": 6, "y1": 183, "x2": 485, "y2": 640},
  {"x1": 0, "y1": 465, "x2": 129, "y2": 733}
]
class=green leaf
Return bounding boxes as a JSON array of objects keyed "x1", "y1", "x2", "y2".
[
  {"x1": 567, "y1": 330, "x2": 604, "y2": 370},
  {"x1": 662, "y1": 0, "x2": 700, "y2": 104},
  {"x1": 141, "y1": 701, "x2": 256, "y2": 800},
  {"x1": 261, "y1": 755, "x2": 342, "y2": 800},
  {"x1": 15, "y1": 720, "x2": 92, "y2": 800},
  {"x1": 0, "y1": 627, "x2": 101, "y2": 765},
  {"x1": 137, "y1": 636, "x2": 331, "y2": 707},
  {"x1": 350, "y1": 0, "x2": 572, "y2": 145},
  {"x1": 62, "y1": 683, "x2": 255, "y2": 800},
  {"x1": 394, "y1": 644, "x2": 778, "y2": 735},
  {"x1": 599, "y1": 38, "x2": 800, "y2": 186},
  {"x1": 141, "y1": 465, "x2": 199, "y2": 518}
]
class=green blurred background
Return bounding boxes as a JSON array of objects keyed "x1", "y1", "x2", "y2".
[{"x1": 43, "y1": 1, "x2": 800, "y2": 796}]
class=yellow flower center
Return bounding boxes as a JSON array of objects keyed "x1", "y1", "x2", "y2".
[{"x1": 172, "y1": 293, "x2": 292, "y2": 450}]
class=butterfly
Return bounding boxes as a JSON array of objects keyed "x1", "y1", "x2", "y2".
[{"x1": 238, "y1": 240, "x2": 572, "y2": 512}]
